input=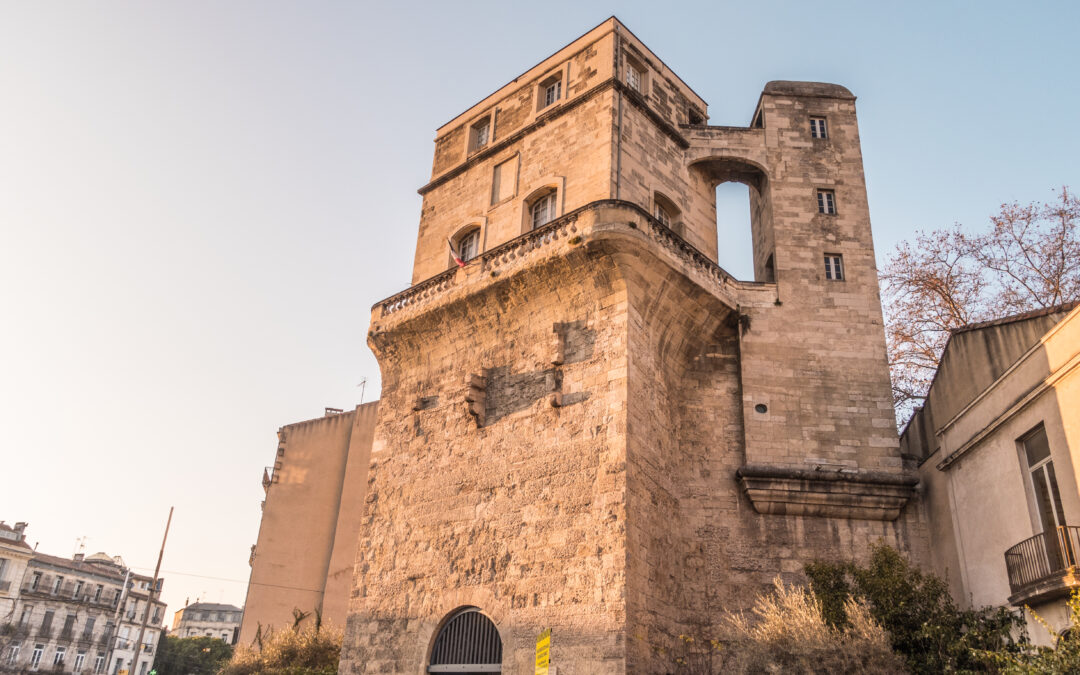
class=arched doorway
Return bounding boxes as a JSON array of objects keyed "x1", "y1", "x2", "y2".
[{"x1": 428, "y1": 607, "x2": 502, "y2": 673}]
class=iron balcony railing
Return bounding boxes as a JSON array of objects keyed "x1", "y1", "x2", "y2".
[{"x1": 1004, "y1": 525, "x2": 1080, "y2": 595}]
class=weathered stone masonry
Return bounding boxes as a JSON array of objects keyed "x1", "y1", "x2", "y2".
[{"x1": 339, "y1": 17, "x2": 928, "y2": 674}]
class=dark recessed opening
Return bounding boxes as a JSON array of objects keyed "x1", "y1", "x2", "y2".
[{"x1": 754, "y1": 404, "x2": 768, "y2": 414}]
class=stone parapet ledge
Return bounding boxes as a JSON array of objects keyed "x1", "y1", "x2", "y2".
[
  {"x1": 735, "y1": 464, "x2": 919, "y2": 521},
  {"x1": 370, "y1": 200, "x2": 773, "y2": 332}
]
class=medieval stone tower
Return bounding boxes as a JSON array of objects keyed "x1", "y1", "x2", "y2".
[{"x1": 340, "y1": 17, "x2": 925, "y2": 674}]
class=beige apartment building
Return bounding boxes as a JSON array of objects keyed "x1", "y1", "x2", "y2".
[
  {"x1": 242, "y1": 16, "x2": 935, "y2": 674},
  {"x1": 171, "y1": 602, "x2": 242, "y2": 644},
  {"x1": 0, "y1": 523, "x2": 166, "y2": 675},
  {"x1": 903, "y1": 302, "x2": 1080, "y2": 642}
]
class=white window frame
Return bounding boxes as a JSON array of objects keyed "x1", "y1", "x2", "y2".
[
  {"x1": 626, "y1": 62, "x2": 642, "y2": 92},
  {"x1": 30, "y1": 644, "x2": 43, "y2": 670},
  {"x1": 458, "y1": 229, "x2": 480, "y2": 263},
  {"x1": 74, "y1": 650, "x2": 86, "y2": 672},
  {"x1": 817, "y1": 189, "x2": 836, "y2": 215},
  {"x1": 810, "y1": 117, "x2": 828, "y2": 139},
  {"x1": 530, "y1": 192, "x2": 557, "y2": 230},
  {"x1": 468, "y1": 115, "x2": 492, "y2": 153},
  {"x1": 53, "y1": 646, "x2": 66, "y2": 666},
  {"x1": 6, "y1": 643, "x2": 19, "y2": 665},
  {"x1": 654, "y1": 203, "x2": 670, "y2": 227},
  {"x1": 824, "y1": 254, "x2": 844, "y2": 281},
  {"x1": 94, "y1": 655, "x2": 105, "y2": 674}
]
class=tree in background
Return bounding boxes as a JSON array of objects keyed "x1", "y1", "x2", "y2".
[
  {"x1": 881, "y1": 187, "x2": 1079, "y2": 422},
  {"x1": 153, "y1": 635, "x2": 232, "y2": 675}
]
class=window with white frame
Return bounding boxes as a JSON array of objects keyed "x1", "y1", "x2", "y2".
[
  {"x1": 469, "y1": 116, "x2": 490, "y2": 153},
  {"x1": 458, "y1": 229, "x2": 480, "y2": 263},
  {"x1": 53, "y1": 647, "x2": 66, "y2": 666},
  {"x1": 654, "y1": 202, "x2": 670, "y2": 226},
  {"x1": 530, "y1": 191, "x2": 557, "y2": 229},
  {"x1": 6, "y1": 643, "x2": 19, "y2": 665},
  {"x1": 626, "y1": 61, "x2": 642, "y2": 92},
  {"x1": 652, "y1": 192, "x2": 680, "y2": 232},
  {"x1": 31, "y1": 571, "x2": 41, "y2": 590},
  {"x1": 94, "y1": 655, "x2": 105, "y2": 673},
  {"x1": 824, "y1": 254, "x2": 844, "y2": 281},
  {"x1": 538, "y1": 76, "x2": 562, "y2": 111},
  {"x1": 1024, "y1": 426, "x2": 1066, "y2": 538},
  {"x1": 30, "y1": 644, "x2": 43, "y2": 670},
  {"x1": 817, "y1": 189, "x2": 836, "y2": 214},
  {"x1": 810, "y1": 117, "x2": 828, "y2": 139},
  {"x1": 19, "y1": 606, "x2": 32, "y2": 626},
  {"x1": 74, "y1": 650, "x2": 86, "y2": 672},
  {"x1": 52, "y1": 576, "x2": 63, "y2": 594}
]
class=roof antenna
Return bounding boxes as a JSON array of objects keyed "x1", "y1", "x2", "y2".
[{"x1": 357, "y1": 377, "x2": 368, "y2": 404}]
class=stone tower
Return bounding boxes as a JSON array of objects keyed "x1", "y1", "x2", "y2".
[{"x1": 341, "y1": 17, "x2": 924, "y2": 674}]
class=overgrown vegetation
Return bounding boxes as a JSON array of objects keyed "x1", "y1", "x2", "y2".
[
  {"x1": 154, "y1": 635, "x2": 233, "y2": 675},
  {"x1": 218, "y1": 617, "x2": 341, "y2": 675},
  {"x1": 982, "y1": 589, "x2": 1080, "y2": 673},
  {"x1": 805, "y1": 543, "x2": 1025, "y2": 673}
]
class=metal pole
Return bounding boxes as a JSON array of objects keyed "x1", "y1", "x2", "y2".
[{"x1": 131, "y1": 507, "x2": 173, "y2": 675}]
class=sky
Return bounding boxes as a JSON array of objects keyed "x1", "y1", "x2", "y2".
[{"x1": 1, "y1": 0, "x2": 1078, "y2": 621}]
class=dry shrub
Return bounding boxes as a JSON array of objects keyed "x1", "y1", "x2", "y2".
[
  {"x1": 219, "y1": 622, "x2": 342, "y2": 675},
  {"x1": 721, "y1": 578, "x2": 903, "y2": 674}
]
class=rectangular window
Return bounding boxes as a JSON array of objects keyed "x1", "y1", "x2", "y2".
[
  {"x1": 817, "y1": 189, "x2": 836, "y2": 214},
  {"x1": 31, "y1": 572, "x2": 41, "y2": 590},
  {"x1": 75, "y1": 651, "x2": 86, "y2": 672},
  {"x1": 31, "y1": 645, "x2": 43, "y2": 669},
  {"x1": 94, "y1": 655, "x2": 105, "y2": 674},
  {"x1": 654, "y1": 203, "x2": 670, "y2": 227},
  {"x1": 468, "y1": 117, "x2": 490, "y2": 152},
  {"x1": 74, "y1": 580, "x2": 83, "y2": 598},
  {"x1": 52, "y1": 576, "x2": 63, "y2": 594},
  {"x1": 6, "y1": 643, "x2": 19, "y2": 665},
  {"x1": 1024, "y1": 426, "x2": 1066, "y2": 543},
  {"x1": 626, "y1": 63, "x2": 642, "y2": 92},
  {"x1": 53, "y1": 646, "x2": 66, "y2": 666},
  {"x1": 20, "y1": 605, "x2": 32, "y2": 626},
  {"x1": 539, "y1": 77, "x2": 562, "y2": 110},
  {"x1": 810, "y1": 117, "x2": 828, "y2": 139},
  {"x1": 824, "y1": 254, "x2": 844, "y2": 281},
  {"x1": 0, "y1": 557, "x2": 7, "y2": 580},
  {"x1": 83, "y1": 617, "x2": 96, "y2": 640},
  {"x1": 40, "y1": 610, "x2": 54, "y2": 633},
  {"x1": 94, "y1": 584, "x2": 103, "y2": 602},
  {"x1": 531, "y1": 192, "x2": 557, "y2": 230}
]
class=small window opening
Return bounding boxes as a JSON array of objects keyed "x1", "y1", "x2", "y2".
[
  {"x1": 810, "y1": 117, "x2": 828, "y2": 139},
  {"x1": 824, "y1": 254, "x2": 844, "y2": 281},
  {"x1": 625, "y1": 57, "x2": 644, "y2": 93},
  {"x1": 817, "y1": 189, "x2": 836, "y2": 215},
  {"x1": 530, "y1": 191, "x2": 557, "y2": 230},
  {"x1": 538, "y1": 76, "x2": 562, "y2": 111},
  {"x1": 468, "y1": 117, "x2": 491, "y2": 153},
  {"x1": 652, "y1": 192, "x2": 681, "y2": 234},
  {"x1": 428, "y1": 607, "x2": 501, "y2": 673},
  {"x1": 459, "y1": 229, "x2": 480, "y2": 262}
]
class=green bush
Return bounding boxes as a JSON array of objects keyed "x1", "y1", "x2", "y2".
[
  {"x1": 982, "y1": 589, "x2": 1080, "y2": 673},
  {"x1": 805, "y1": 543, "x2": 1025, "y2": 673},
  {"x1": 154, "y1": 635, "x2": 232, "y2": 675}
]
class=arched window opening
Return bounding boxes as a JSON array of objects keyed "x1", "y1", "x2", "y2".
[
  {"x1": 527, "y1": 189, "x2": 558, "y2": 230},
  {"x1": 652, "y1": 192, "x2": 682, "y2": 235},
  {"x1": 449, "y1": 226, "x2": 482, "y2": 268},
  {"x1": 715, "y1": 181, "x2": 755, "y2": 280},
  {"x1": 428, "y1": 607, "x2": 502, "y2": 673}
]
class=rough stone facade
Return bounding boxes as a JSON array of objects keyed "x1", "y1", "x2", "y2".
[{"x1": 333, "y1": 16, "x2": 927, "y2": 674}]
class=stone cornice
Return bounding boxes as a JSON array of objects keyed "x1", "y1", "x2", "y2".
[{"x1": 736, "y1": 464, "x2": 919, "y2": 521}]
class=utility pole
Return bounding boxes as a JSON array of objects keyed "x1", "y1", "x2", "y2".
[{"x1": 131, "y1": 507, "x2": 173, "y2": 675}]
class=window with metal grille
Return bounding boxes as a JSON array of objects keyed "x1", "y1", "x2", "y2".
[
  {"x1": 810, "y1": 117, "x2": 827, "y2": 139},
  {"x1": 428, "y1": 607, "x2": 502, "y2": 673}
]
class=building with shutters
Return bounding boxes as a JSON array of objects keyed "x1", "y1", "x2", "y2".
[
  {"x1": 0, "y1": 523, "x2": 166, "y2": 675},
  {"x1": 171, "y1": 602, "x2": 242, "y2": 644}
]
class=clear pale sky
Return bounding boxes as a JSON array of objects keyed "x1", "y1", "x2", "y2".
[{"x1": 2, "y1": 1, "x2": 1077, "y2": 620}]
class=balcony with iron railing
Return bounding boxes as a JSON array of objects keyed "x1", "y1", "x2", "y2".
[{"x1": 1005, "y1": 526, "x2": 1080, "y2": 605}]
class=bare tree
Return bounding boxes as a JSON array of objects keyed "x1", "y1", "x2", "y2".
[{"x1": 881, "y1": 187, "x2": 1079, "y2": 423}]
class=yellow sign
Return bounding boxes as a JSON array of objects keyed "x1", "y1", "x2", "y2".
[{"x1": 535, "y1": 627, "x2": 550, "y2": 675}]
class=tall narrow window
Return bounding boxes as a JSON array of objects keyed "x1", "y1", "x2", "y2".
[
  {"x1": 31, "y1": 644, "x2": 43, "y2": 670},
  {"x1": 52, "y1": 576, "x2": 63, "y2": 594},
  {"x1": 6, "y1": 643, "x2": 19, "y2": 665},
  {"x1": 31, "y1": 572, "x2": 41, "y2": 590},
  {"x1": 810, "y1": 117, "x2": 828, "y2": 139},
  {"x1": 654, "y1": 203, "x2": 670, "y2": 226},
  {"x1": 652, "y1": 192, "x2": 681, "y2": 234},
  {"x1": 1025, "y1": 426, "x2": 1066, "y2": 535},
  {"x1": 817, "y1": 189, "x2": 836, "y2": 214},
  {"x1": 824, "y1": 254, "x2": 844, "y2": 281},
  {"x1": 531, "y1": 192, "x2": 557, "y2": 230},
  {"x1": 626, "y1": 61, "x2": 642, "y2": 92},
  {"x1": 538, "y1": 75, "x2": 562, "y2": 111},
  {"x1": 74, "y1": 651, "x2": 86, "y2": 672}
]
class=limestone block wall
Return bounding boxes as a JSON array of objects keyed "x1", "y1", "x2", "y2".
[{"x1": 343, "y1": 242, "x2": 632, "y2": 673}]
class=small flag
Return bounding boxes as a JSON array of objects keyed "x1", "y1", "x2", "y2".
[{"x1": 447, "y1": 237, "x2": 466, "y2": 268}]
